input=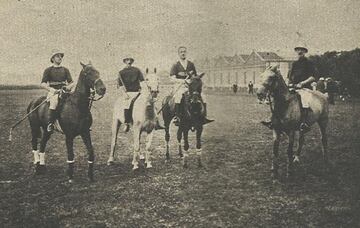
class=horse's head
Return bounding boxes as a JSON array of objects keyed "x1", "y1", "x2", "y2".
[
  {"x1": 144, "y1": 68, "x2": 160, "y2": 105},
  {"x1": 257, "y1": 64, "x2": 282, "y2": 102},
  {"x1": 185, "y1": 73, "x2": 204, "y2": 116},
  {"x1": 80, "y1": 62, "x2": 106, "y2": 96}
]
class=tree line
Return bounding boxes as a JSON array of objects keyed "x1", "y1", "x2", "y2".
[{"x1": 309, "y1": 48, "x2": 360, "y2": 96}]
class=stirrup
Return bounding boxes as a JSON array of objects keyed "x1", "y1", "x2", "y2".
[
  {"x1": 123, "y1": 123, "x2": 130, "y2": 132},
  {"x1": 299, "y1": 123, "x2": 310, "y2": 133},
  {"x1": 261, "y1": 121, "x2": 273, "y2": 129},
  {"x1": 173, "y1": 117, "x2": 180, "y2": 126},
  {"x1": 47, "y1": 123, "x2": 54, "y2": 133}
]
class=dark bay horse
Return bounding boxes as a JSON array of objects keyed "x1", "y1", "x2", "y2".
[
  {"x1": 27, "y1": 62, "x2": 106, "y2": 182},
  {"x1": 162, "y1": 74, "x2": 206, "y2": 168},
  {"x1": 257, "y1": 65, "x2": 329, "y2": 179}
]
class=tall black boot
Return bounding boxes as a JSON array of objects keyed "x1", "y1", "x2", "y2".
[
  {"x1": 123, "y1": 109, "x2": 131, "y2": 132},
  {"x1": 173, "y1": 103, "x2": 181, "y2": 126},
  {"x1": 202, "y1": 103, "x2": 214, "y2": 125},
  {"x1": 47, "y1": 109, "x2": 56, "y2": 132},
  {"x1": 300, "y1": 108, "x2": 311, "y2": 133}
]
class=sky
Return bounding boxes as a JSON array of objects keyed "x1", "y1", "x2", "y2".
[{"x1": 0, "y1": 0, "x2": 359, "y2": 84}]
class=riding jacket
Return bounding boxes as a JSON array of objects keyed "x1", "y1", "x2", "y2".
[
  {"x1": 42, "y1": 66, "x2": 73, "y2": 89},
  {"x1": 118, "y1": 66, "x2": 144, "y2": 92},
  {"x1": 170, "y1": 60, "x2": 197, "y2": 79},
  {"x1": 287, "y1": 56, "x2": 316, "y2": 89}
]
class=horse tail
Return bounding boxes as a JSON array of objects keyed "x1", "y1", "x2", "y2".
[{"x1": 27, "y1": 97, "x2": 46, "y2": 139}]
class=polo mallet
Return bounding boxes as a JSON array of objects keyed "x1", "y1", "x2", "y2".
[
  {"x1": 8, "y1": 94, "x2": 54, "y2": 142},
  {"x1": 118, "y1": 73, "x2": 130, "y2": 99}
]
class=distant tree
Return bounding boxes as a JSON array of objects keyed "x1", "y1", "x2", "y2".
[{"x1": 309, "y1": 48, "x2": 360, "y2": 96}]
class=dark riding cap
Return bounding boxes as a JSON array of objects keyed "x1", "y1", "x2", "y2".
[
  {"x1": 123, "y1": 55, "x2": 134, "y2": 64},
  {"x1": 50, "y1": 49, "x2": 64, "y2": 63},
  {"x1": 294, "y1": 46, "x2": 308, "y2": 53}
]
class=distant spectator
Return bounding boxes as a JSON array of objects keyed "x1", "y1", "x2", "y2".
[
  {"x1": 326, "y1": 77, "x2": 336, "y2": 105},
  {"x1": 232, "y1": 84, "x2": 238, "y2": 94},
  {"x1": 316, "y1": 77, "x2": 326, "y2": 93},
  {"x1": 248, "y1": 81, "x2": 254, "y2": 94}
]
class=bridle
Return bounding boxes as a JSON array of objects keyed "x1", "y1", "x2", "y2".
[{"x1": 88, "y1": 76, "x2": 104, "y2": 109}]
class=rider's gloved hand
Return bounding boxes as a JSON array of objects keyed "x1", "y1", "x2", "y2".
[
  {"x1": 49, "y1": 87, "x2": 59, "y2": 94},
  {"x1": 295, "y1": 82, "x2": 303, "y2": 89}
]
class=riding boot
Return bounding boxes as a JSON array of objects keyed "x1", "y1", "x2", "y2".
[
  {"x1": 173, "y1": 103, "x2": 181, "y2": 126},
  {"x1": 261, "y1": 119, "x2": 273, "y2": 129},
  {"x1": 202, "y1": 103, "x2": 214, "y2": 125},
  {"x1": 300, "y1": 108, "x2": 311, "y2": 133},
  {"x1": 47, "y1": 109, "x2": 56, "y2": 133},
  {"x1": 123, "y1": 109, "x2": 131, "y2": 132},
  {"x1": 155, "y1": 117, "x2": 165, "y2": 130}
]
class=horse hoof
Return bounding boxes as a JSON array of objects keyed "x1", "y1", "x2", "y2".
[
  {"x1": 107, "y1": 160, "x2": 114, "y2": 166},
  {"x1": 146, "y1": 163, "x2": 153, "y2": 169},
  {"x1": 132, "y1": 165, "x2": 139, "y2": 170},
  {"x1": 139, "y1": 155, "x2": 145, "y2": 160},
  {"x1": 183, "y1": 163, "x2": 188, "y2": 169},
  {"x1": 293, "y1": 156, "x2": 300, "y2": 163}
]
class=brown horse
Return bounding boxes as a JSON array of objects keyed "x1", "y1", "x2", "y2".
[
  {"x1": 27, "y1": 62, "x2": 106, "y2": 182},
  {"x1": 162, "y1": 74, "x2": 206, "y2": 168},
  {"x1": 257, "y1": 65, "x2": 329, "y2": 179}
]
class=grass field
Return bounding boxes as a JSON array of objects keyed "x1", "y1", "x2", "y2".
[{"x1": 0, "y1": 87, "x2": 360, "y2": 227}]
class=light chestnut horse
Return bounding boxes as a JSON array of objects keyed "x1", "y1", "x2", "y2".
[
  {"x1": 107, "y1": 69, "x2": 159, "y2": 170},
  {"x1": 257, "y1": 65, "x2": 329, "y2": 179}
]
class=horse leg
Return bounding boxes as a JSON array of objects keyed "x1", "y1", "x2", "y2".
[
  {"x1": 287, "y1": 131, "x2": 295, "y2": 178},
  {"x1": 31, "y1": 134, "x2": 40, "y2": 166},
  {"x1": 65, "y1": 136, "x2": 75, "y2": 182},
  {"x1": 318, "y1": 119, "x2": 329, "y2": 165},
  {"x1": 107, "y1": 118, "x2": 120, "y2": 165},
  {"x1": 196, "y1": 126, "x2": 203, "y2": 167},
  {"x1": 165, "y1": 122, "x2": 171, "y2": 161},
  {"x1": 182, "y1": 129, "x2": 189, "y2": 168},
  {"x1": 132, "y1": 128, "x2": 141, "y2": 170},
  {"x1": 145, "y1": 131, "x2": 154, "y2": 168},
  {"x1": 37, "y1": 131, "x2": 51, "y2": 174},
  {"x1": 81, "y1": 131, "x2": 95, "y2": 182},
  {"x1": 294, "y1": 132, "x2": 304, "y2": 163},
  {"x1": 177, "y1": 127, "x2": 183, "y2": 158},
  {"x1": 271, "y1": 130, "x2": 280, "y2": 179}
]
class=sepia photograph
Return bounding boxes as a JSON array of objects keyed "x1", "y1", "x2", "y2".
[{"x1": 0, "y1": 0, "x2": 359, "y2": 227}]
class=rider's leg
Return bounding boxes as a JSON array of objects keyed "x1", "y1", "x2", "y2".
[
  {"x1": 47, "y1": 93, "x2": 58, "y2": 132},
  {"x1": 173, "y1": 88, "x2": 184, "y2": 126},
  {"x1": 123, "y1": 108, "x2": 131, "y2": 132},
  {"x1": 200, "y1": 94, "x2": 214, "y2": 124},
  {"x1": 300, "y1": 108, "x2": 311, "y2": 132}
]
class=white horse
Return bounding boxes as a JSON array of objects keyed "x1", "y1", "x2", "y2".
[{"x1": 107, "y1": 68, "x2": 160, "y2": 170}]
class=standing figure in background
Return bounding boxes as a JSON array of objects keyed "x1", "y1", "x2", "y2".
[
  {"x1": 326, "y1": 77, "x2": 336, "y2": 105},
  {"x1": 248, "y1": 81, "x2": 254, "y2": 94},
  {"x1": 232, "y1": 84, "x2": 238, "y2": 94},
  {"x1": 316, "y1": 77, "x2": 326, "y2": 93}
]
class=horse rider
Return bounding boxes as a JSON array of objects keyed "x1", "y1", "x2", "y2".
[
  {"x1": 117, "y1": 56, "x2": 164, "y2": 132},
  {"x1": 170, "y1": 46, "x2": 214, "y2": 125},
  {"x1": 261, "y1": 45, "x2": 316, "y2": 132},
  {"x1": 41, "y1": 49, "x2": 74, "y2": 133}
]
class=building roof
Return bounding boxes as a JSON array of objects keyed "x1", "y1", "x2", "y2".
[
  {"x1": 256, "y1": 52, "x2": 283, "y2": 61},
  {"x1": 197, "y1": 51, "x2": 286, "y2": 69}
]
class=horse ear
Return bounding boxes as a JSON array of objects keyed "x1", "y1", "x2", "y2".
[
  {"x1": 154, "y1": 68, "x2": 157, "y2": 73},
  {"x1": 198, "y1": 72, "x2": 205, "y2": 78},
  {"x1": 269, "y1": 64, "x2": 279, "y2": 72},
  {"x1": 80, "y1": 62, "x2": 86, "y2": 68},
  {"x1": 88, "y1": 60, "x2": 92, "y2": 65},
  {"x1": 146, "y1": 68, "x2": 149, "y2": 74}
]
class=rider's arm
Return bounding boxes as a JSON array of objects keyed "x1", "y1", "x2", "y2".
[{"x1": 64, "y1": 68, "x2": 75, "y2": 92}]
